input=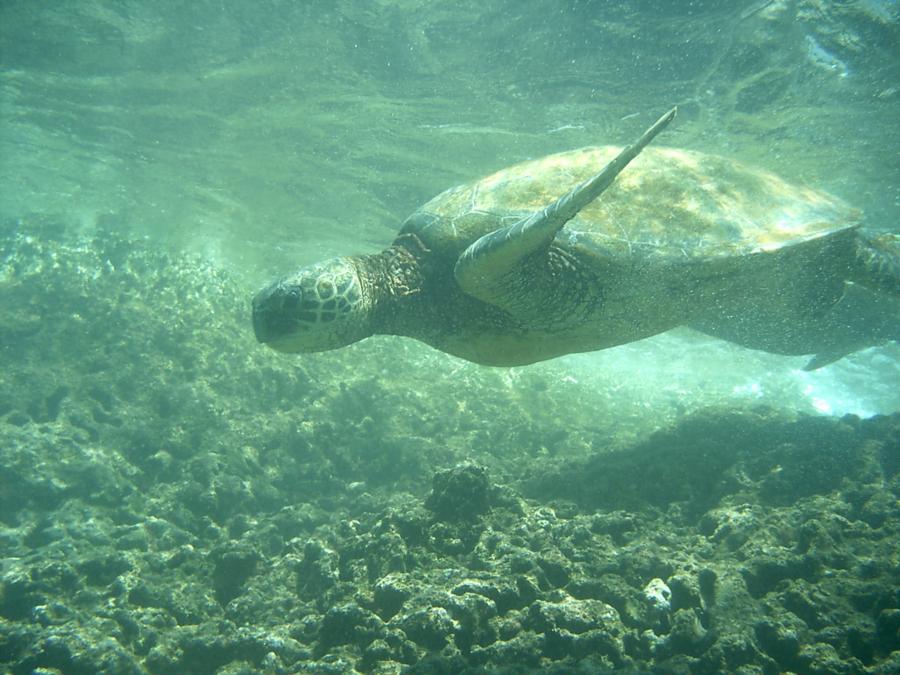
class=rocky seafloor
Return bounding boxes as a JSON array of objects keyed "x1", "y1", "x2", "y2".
[{"x1": 1, "y1": 223, "x2": 899, "y2": 674}]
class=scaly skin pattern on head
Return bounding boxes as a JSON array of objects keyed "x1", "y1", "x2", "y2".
[{"x1": 251, "y1": 256, "x2": 371, "y2": 353}]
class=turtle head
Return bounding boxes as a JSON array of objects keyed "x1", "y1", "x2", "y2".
[{"x1": 252, "y1": 257, "x2": 372, "y2": 353}]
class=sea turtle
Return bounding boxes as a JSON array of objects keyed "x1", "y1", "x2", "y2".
[{"x1": 252, "y1": 107, "x2": 899, "y2": 368}]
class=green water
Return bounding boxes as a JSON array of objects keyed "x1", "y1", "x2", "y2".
[
  {"x1": 4, "y1": 1, "x2": 898, "y2": 268},
  {"x1": 1, "y1": 2, "x2": 899, "y2": 673}
]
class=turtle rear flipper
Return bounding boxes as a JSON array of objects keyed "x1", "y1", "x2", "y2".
[
  {"x1": 803, "y1": 350, "x2": 854, "y2": 371},
  {"x1": 690, "y1": 281, "x2": 900, "y2": 368},
  {"x1": 800, "y1": 232, "x2": 900, "y2": 369},
  {"x1": 852, "y1": 232, "x2": 900, "y2": 297},
  {"x1": 454, "y1": 107, "x2": 676, "y2": 316}
]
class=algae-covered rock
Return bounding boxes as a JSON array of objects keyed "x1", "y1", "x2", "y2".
[
  {"x1": 318, "y1": 603, "x2": 385, "y2": 651},
  {"x1": 2, "y1": 226, "x2": 899, "y2": 673},
  {"x1": 424, "y1": 462, "x2": 492, "y2": 522}
]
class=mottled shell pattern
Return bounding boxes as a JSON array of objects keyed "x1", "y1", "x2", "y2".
[{"x1": 409, "y1": 146, "x2": 860, "y2": 262}]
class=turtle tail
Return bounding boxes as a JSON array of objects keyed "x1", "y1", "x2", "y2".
[{"x1": 851, "y1": 232, "x2": 900, "y2": 297}]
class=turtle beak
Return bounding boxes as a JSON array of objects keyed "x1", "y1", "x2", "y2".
[{"x1": 251, "y1": 282, "x2": 298, "y2": 345}]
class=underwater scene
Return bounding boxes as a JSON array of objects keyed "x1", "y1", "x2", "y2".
[{"x1": 1, "y1": 1, "x2": 899, "y2": 673}]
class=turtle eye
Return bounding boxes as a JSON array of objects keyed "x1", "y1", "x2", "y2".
[{"x1": 317, "y1": 279, "x2": 335, "y2": 299}]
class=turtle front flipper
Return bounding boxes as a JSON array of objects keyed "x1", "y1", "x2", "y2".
[{"x1": 454, "y1": 107, "x2": 676, "y2": 315}]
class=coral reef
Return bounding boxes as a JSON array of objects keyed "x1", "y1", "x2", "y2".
[{"x1": 1, "y1": 226, "x2": 898, "y2": 673}]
